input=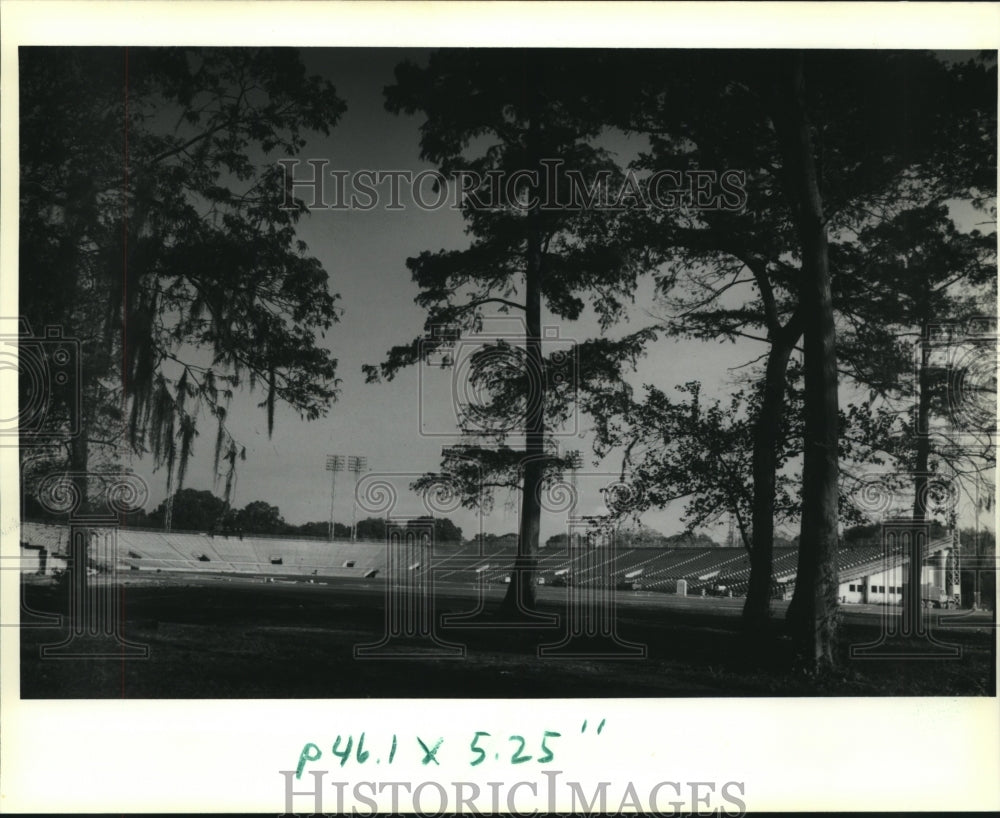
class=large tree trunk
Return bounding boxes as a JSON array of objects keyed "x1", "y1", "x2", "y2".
[
  {"x1": 501, "y1": 223, "x2": 544, "y2": 617},
  {"x1": 503, "y1": 226, "x2": 545, "y2": 615},
  {"x1": 912, "y1": 335, "x2": 932, "y2": 520},
  {"x1": 743, "y1": 339, "x2": 795, "y2": 627},
  {"x1": 777, "y1": 54, "x2": 841, "y2": 671},
  {"x1": 68, "y1": 430, "x2": 89, "y2": 512},
  {"x1": 904, "y1": 323, "x2": 933, "y2": 629},
  {"x1": 501, "y1": 76, "x2": 544, "y2": 617}
]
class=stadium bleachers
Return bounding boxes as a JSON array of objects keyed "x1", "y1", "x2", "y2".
[
  {"x1": 19, "y1": 522, "x2": 389, "y2": 579},
  {"x1": 18, "y1": 522, "x2": 67, "y2": 552},
  {"x1": 17, "y1": 520, "x2": 956, "y2": 602}
]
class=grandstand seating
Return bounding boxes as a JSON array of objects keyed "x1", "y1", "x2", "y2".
[
  {"x1": 19, "y1": 522, "x2": 389, "y2": 579},
  {"x1": 18, "y1": 522, "x2": 67, "y2": 552},
  {"x1": 16, "y1": 521, "x2": 957, "y2": 601}
]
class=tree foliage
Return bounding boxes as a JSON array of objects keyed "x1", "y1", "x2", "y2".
[
  {"x1": 370, "y1": 50, "x2": 650, "y2": 613},
  {"x1": 354, "y1": 517, "x2": 387, "y2": 542},
  {"x1": 584, "y1": 49, "x2": 995, "y2": 662},
  {"x1": 146, "y1": 488, "x2": 227, "y2": 532},
  {"x1": 19, "y1": 47, "x2": 346, "y2": 505}
]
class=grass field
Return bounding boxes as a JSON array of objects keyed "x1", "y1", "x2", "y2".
[{"x1": 18, "y1": 573, "x2": 997, "y2": 698}]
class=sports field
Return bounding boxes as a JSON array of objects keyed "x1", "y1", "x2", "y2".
[{"x1": 18, "y1": 573, "x2": 996, "y2": 698}]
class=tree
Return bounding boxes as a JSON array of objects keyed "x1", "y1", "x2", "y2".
[
  {"x1": 367, "y1": 49, "x2": 646, "y2": 616},
  {"x1": 590, "y1": 378, "x2": 800, "y2": 558},
  {"x1": 766, "y1": 52, "x2": 841, "y2": 666},
  {"x1": 544, "y1": 532, "x2": 569, "y2": 549},
  {"x1": 835, "y1": 198, "x2": 996, "y2": 626},
  {"x1": 573, "y1": 49, "x2": 834, "y2": 640},
  {"x1": 615, "y1": 525, "x2": 672, "y2": 549},
  {"x1": 837, "y1": 200, "x2": 995, "y2": 491},
  {"x1": 234, "y1": 500, "x2": 287, "y2": 535},
  {"x1": 295, "y1": 521, "x2": 351, "y2": 539},
  {"x1": 772, "y1": 53, "x2": 993, "y2": 664},
  {"x1": 960, "y1": 528, "x2": 996, "y2": 610},
  {"x1": 473, "y1": 532, "x2": 519, "y2": 549},
  {"x1": 19, "y1": 47, "x2": 345, "y2": 513},
  {"x1": 355, "y1": 517, "x2": 387, "y2": 542},
  {"x1": 590, "y1": 48, "x2": 995, "y2": 667},
  {"x1": 662, "y1": 531, "x2": 722, "y2": 549},
  {"x1": 147, "y1": 488, "x2": 226, "y2": 532}
]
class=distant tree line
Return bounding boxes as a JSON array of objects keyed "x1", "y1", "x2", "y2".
[
  {"x1": 25, "y1": 487, "x2": 465, "y2": 542},
  {"x1": 543, "y1": 529, "x2": 723, "y2": 549}
]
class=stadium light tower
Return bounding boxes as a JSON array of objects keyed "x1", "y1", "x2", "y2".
[
  {"x1": 326, "y1": 454, "x2": 346, "y2": 541},
  {"x1": 348, "y1": 455, "x2": 368, "y2": 541}
]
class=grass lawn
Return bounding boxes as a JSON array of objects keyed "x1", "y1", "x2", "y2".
[{"x1": 17, "y1": 575, "x2": 996, "y2": 698}]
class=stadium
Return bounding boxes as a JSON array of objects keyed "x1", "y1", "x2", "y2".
[
  {"x1": 18, "y1": 518, "x2": 995, "y2": 698},
  {"x1": 17, "y1": 520, "x2": 968, "y2": 604},
  {"x1": 10, "y1": 44, "x2": 997, "y2": 701}
]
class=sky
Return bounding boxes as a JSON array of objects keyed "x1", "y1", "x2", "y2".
[
  {"x1": 109, "y1": 47, "x2": 769, "y2": 543},
  {"x1": 64, "y1": 46, "x2": 992, "y2": 542}
]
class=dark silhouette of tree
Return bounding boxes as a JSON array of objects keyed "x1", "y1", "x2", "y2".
[
  {"x1": 836, "y1": 201, "x2": 995, "y2": 499},
  {"x1": 590, "y1": 379, "x2": 799, "y2": 558},
  {"x1": 147, "y1": 488, "x2": 227, "y2": 532},
  {"x1": 367, "y1": 49, "x2": 645, "y2": 617},
  {"x1": 405, "y1": 516, "x2": 464, "y2": 544},
  {"x1": 587, "y1": 48, "x2": 994, "y2": 668},
  {"x1": 234, "y1": 500, "x2": 287, "y2": 535},
  {"x1": 19, "y1": 47, "x2": 346, "y2": 514},
  {"x1": 959, "y1": 528, "x2": 996, "y2": 610},
  {"x1": 295, "y1": 521, "x2": 351, "y2": 539},
  {"x1": 767, "y1": 51, "x2": 841, "y2": 667},
  {"x1": 835, "y1": 197, "x2": 996, "y2": 626},
  {"x1": 355, "y1": 517, "x2": 387, "y2": 542},
  {"x1": 662, "y1": 531, "x2": 723, "y2": 549}
]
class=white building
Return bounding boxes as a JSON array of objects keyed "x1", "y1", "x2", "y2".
[{"x1": 837, "y1": 525, "x2": 959, "y2": 608}]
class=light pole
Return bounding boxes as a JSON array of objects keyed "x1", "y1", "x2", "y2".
[
  {"x1": 566, "y1": 450, "x2": 582, "y2": 546},
  {"x1": 348, "y1": 455, "x2": 368, "y2": 541},
  {"x1": 974, "y1": 477, "x2": 981, "y2": 611},
  {"x1": 326, "y1": 455, "x2": 345, "y2": 541}
]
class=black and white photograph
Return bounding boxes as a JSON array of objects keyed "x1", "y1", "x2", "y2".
[{"x1": 2, "y1": 2, "x2": 998, "y2": 814}]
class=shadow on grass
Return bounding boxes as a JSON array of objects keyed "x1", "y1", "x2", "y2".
[{"x1": 18, "y1": 579, "x2": 995, "y2": 698}]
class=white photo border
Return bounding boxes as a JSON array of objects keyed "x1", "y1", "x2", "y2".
[{"x1": 1, "y1": 1, "x2": 998, "y2": 813}]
